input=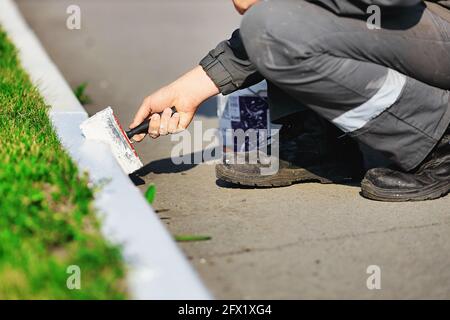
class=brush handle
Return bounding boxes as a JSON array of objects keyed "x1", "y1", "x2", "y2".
[
  {"x1": 126, "y1": 121, "x2": 149, "y2": 139},
  {"x1": 126, "y1": 107, "x2": 177, "y2": 139}
]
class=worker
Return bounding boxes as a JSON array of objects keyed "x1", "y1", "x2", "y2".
[{"x1": 130, "y1": 0, "x2": 450, "y2": 202}]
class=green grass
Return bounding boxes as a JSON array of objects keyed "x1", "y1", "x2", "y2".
[
  {"x1": 73, "y1": 82, "x2": 92, "y2": 105},
  {"x1": 0, "y1": 27, "x2": 126, "y2": 299},
  {"x1": 174, "y1": 235, "x2": 212, "y2": 242}
]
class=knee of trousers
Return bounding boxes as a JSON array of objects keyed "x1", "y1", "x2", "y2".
[{"x1": 240, "y1": 0, "x2": 326, "y2": 80}]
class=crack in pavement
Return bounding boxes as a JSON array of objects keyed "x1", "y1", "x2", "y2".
[{"x1": 202, "y1": 220, "x2": 450, "y2": 259}]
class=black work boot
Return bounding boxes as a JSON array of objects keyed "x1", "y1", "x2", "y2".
[
  {"x1": 216, "y1": 110, "x2": 364, "y2": 187},
  {"x1": 361, "y1": 130, "x2": 450, "y2": 202}
]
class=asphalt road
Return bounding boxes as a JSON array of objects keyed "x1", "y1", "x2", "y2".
[{"x1": 16, "y1": 0, "x2": 450, "y2": 299}]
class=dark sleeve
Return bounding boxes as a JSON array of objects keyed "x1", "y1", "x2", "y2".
[
  {"x1": 199, "y1": 29, "x2": 264, "y2": 95},
  {"x1": 307, "y1": 0, "x2": 423, "y2": 15}
]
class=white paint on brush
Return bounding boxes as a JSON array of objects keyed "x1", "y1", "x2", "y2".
[{"x1": 80, "y1": 107, "x2": 143, "y2": 174}]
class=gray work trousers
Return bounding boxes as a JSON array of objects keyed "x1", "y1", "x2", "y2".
[{"x1": 240, "y1": 0, "x2": 450, "y2": 171}]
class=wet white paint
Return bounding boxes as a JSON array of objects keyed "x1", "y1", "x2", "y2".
[{"x1": 80, "y1": 107, "x2": 143, "y2": 174}]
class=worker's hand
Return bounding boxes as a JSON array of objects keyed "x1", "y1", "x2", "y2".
[
  {"x1": 232, "y1": 0, "x2": 260, "y2": 14},
  {"x1": 130, "y1": 66, "x2": 219, "y2": 141}
]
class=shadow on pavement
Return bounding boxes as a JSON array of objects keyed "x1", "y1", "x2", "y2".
[{"x1": 129, "y1": 150, "x2": 213, "y2": 185}]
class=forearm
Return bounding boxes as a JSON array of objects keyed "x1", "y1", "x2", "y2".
[{"x1": 170, "y1": 66, "x2": 220, "y2": 108}]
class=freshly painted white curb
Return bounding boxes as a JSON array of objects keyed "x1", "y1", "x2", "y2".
[{"x1": 0, "y1": 0, "x2": 211, "y2": 300}]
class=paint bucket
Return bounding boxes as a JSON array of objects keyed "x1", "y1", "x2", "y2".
[{"x1": 217, "y1": 81, "x2": 279, "y2": 153}]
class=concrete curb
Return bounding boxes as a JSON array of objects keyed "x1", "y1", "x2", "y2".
[{"x1": 0, "y1": 0, "x2": 211, "y2": 300}]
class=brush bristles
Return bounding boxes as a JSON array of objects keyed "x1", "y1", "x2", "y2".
[{"x1": 80, "y1": 107, "x2": 144, "y2": 174}]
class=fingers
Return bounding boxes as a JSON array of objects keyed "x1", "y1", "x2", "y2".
[
  {"x1": 148, "y1": 113, "x2": 161, "y2": 139},
  {"x1": 168, "y1": 113, "x2": 180, "y2": 134},
  {"x1": 159, "y1": 107, "x2": 173, "y2": 136},
  {"x1": 131, "y1": 107, "x2": 190, "y2": 142},
  {"x1": 131, "y1": 106, "x2": 181, "y2": 142},
  {"x1": 148, "y1": 108, "x2": 182, "y2": 138},
  {"x1": 178, "y1": 112, "x2": 192, "y2": 131},
  {"x1": 132, "y1": 133, "x2": 146, "y2": 142},
  {"x1": 130, "y1": 97, "x2": 152, "y2": 129}
]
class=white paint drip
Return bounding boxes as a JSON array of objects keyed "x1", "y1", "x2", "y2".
[{"x1": 80, "y1": 107, "x2": 143, "y2": 174}]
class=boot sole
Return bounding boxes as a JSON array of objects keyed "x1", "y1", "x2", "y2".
[
  {"x1": 216, "y1": 165, "x2": 339, "y2": 188},
  {"x1": 361, "y1": 178, "x2": 450, "y2": 202}
]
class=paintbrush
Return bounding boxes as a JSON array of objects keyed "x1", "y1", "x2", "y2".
[{"x1": 80, "y1": 106, "x2": 170, "y2": 174}]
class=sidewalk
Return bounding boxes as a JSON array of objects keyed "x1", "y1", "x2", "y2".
[{"x1": 16, "y1": 0, "x2": 450, "y2": 299}]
